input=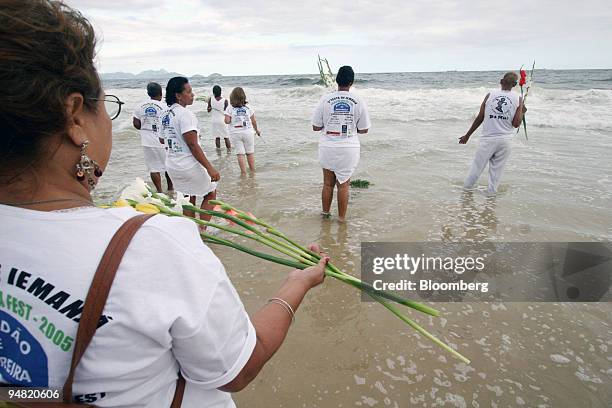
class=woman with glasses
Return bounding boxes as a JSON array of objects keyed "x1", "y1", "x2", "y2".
[{"x1": 0, "y1": 1, "x2": 327, "y2": 406}]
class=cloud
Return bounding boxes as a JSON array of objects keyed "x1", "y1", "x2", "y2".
[{"x1": 65, "y1": 0, "x2": 612, "y2": 74}]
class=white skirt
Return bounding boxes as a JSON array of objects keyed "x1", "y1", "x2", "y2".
[
  {"x1": 212, "y1": 121, "x2": 229, "y2": 139},
  {"x1": 318, "y1": 145, "x2": 360, "y2": 184},
  {"x1": 166, "y1": 163, "x2": 217, "y2": 196},
  {"x1": 142, "y1": 146, "x2": 166, "y2": 173}
]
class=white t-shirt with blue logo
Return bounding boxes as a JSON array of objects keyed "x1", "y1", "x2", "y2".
[
  {"x1": 0, "y1": 205, "x2": 256, "y2": 407},
  {"x1": 133, "y1": 99, "x2": 167, "y2": 148},
  {"x1": 224, "y1": 105, "x2": 255, "y2": 136},
  {"x1": 311, "y1": 90, "x2": 371, "y2": 148},
  {"x1": 161, "y1": 104, "x2": 201, "y2": 171}
]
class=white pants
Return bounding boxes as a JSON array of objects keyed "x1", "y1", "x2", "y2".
[
  {"x1": 230, "y1": 131, "x2": 255, "y2": 155},
  {"x1": 212, "y1": 120, "x2": 229, "y2": 139},
  {"x1": 464, "y1": 137, "x2": 512, "y2": 193}
]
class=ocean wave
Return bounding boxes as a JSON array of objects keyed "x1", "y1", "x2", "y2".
[
  {"x1": 384, "y1": 116, "x2": 467, "y2": 124},
  {"x1": 279, "y1": 77, "x2": 319, "y2": 86},
  {"x1": 107, "y1": 83, "x2": 612, "y2": 133},
  {"x1": 273, "y1": 85, "x2": 328, "y2": 99}
]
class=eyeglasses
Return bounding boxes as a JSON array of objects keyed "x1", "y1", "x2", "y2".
[{"x1": 89, "y1": 94, "x2": 125, "y2": 120}]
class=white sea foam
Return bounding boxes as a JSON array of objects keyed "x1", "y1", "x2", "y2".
[{"x1": 550, "y1": 354, "x2": 571, "y2": 364}]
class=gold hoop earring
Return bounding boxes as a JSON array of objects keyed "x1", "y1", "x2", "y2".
[{"x1": 76, "y1": 140, "x2": 102, "y2": 190}]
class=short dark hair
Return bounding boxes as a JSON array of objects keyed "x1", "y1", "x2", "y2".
[
  {"x1": 336, "y1": 66, "x2": 355, "y2": 87},
  {"x1": 501, "y1": 72, "x2": 518, "y2": 87},
  {"x1": 165, "y1": 77, "x2": 189, "y2": 105},
  {"x1": 212, "y1": 85, "x2": 221, "y2": 98},
  {"x1": 0, "y1": 0, "x2": 100, "y2": 177},
  {"x1": 147, "y1": 82, "x2": 162, "y2": 98}
]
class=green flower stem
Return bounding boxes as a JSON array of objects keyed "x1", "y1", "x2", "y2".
[
  {"x1": 158, "y1": 205, "x2": 310, "y2": 264},
  {"x1": 187, "y1": 202, "x2": 439, "y2": 316},
  {"x1": 205, "y1": 201, "x2": 360, "y2": 275},
  {"x1": 152, "y1": 201, "x2": 439, "y2": 316},
  {"x1": 255, "y1": 225, "x2": 438, "y2": 315},
  {"x1": 183, "y1": 205, "x2": 317, "y2": 262},
  {"x1": 122, "y1": 198, "x2": 457, "y2": 357},
  {"x1": 208, "y1": 233, "x2": 459, "y2": 360},
  {"x1": 209, "y1": 200, "x2": 274, "y2": 229},
  {"x1": 203, "y1": 234, "x2": 309, "y2": 270},
  {"x1": 370, "y1": 293, "x2": 470, "y2": 364}
]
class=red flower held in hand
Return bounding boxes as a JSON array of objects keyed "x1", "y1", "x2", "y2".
[{"x1": 519, "y1": 69, "x2": 527, "y2": 86}]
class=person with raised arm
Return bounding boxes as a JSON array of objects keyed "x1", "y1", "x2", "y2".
[{"x1": 459, "y1": 72, "x2": 526, "y2": 193}]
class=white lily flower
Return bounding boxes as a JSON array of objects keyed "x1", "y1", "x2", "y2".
[
  {"x1": 143, "y1": 195, "x2": 167, "y2": 208},
  {"x1": 120, "y1": 177, "x2": 150, "y2": 202},
  {"x1": 168, "y1": 191, "x2": 191, "y2": 212}
]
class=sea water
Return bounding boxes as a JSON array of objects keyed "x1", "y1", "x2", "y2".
[{"x1": 98, "y1": 70, "x2": 612, "y2": 407}]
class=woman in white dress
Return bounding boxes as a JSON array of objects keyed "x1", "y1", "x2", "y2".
[
  {"x1": 162, "y1": 77, "x2": 220, "y2": 225},
  {"x1": 207, "y1": 85, "x2": 231, "y2": 152}
]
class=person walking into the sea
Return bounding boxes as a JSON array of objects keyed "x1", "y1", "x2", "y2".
[
  {"x1": 224, "y1": 87, "x2": 261, "y2": 175},
  {"x1": 133, "y1": 82, "x2": 173, "y2": 193},
  {"x1": 162, "y1": 77, "x2": 220, "y2": 227},
  {"x1": 207, "y1": 85, "x2": 231, "y2": 152},
  {"x1": 311, "y1": 65, "x2": 371, "y2": 223},
  {"x1": 459, "y1": 72, "x2": 526, "y2": 193}
]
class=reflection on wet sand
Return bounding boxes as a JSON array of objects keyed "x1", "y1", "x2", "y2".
[{"x1": 440, "y1": 191, "x2": 499, "y2": 242}]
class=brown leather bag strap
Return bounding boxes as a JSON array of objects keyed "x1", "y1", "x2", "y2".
[
  {"x1": 170, "y1": 373, "x2": 186, "y2": 408},
  {"x1": 62, "y1": 214, "x2": 155, "y2": 403}
]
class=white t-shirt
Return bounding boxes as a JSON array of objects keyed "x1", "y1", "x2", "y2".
[
  {"x1": 161, "y1": 104, "x2": 201, "y2": 171},
  {"x1": 224, "y1": 105, "x2": 255, "y2": 137},
  {"x1": 0, "y1": 205, "x2": 256, "y2": 408},
  {"x1": 311, "y1": 90, "x2": 371, "y2": 148},
  {"x1": 482, "y1": 89, "x2": 520, "y2": 138},
  {"x1": 210, "y1": 98, "x2": 228, "y2": 125},
  {"x1": 133, "y1": 99, "x2": 167, "y2": 148},
  {"x1": 210, "y1": 98, "x2": 229, "y2": 139}
]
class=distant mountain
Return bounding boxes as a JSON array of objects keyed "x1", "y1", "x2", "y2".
[
  {"x1": 208, "y1": 73, "x2": 222, "y2": 77},
  {"x1": 100, "y1": 71, "x2": 135, "y2": 80},
  {"x1": 100, "y1": 69, "x2": 184, "y2": 80}
]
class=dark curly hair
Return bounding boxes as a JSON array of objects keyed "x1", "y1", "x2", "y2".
[
  {"x1": 166, "y1": 76, "x2": 189, "y2": 106},
  {"x1": 0, "y1": 0, "x2": 101, "y2": 178}
]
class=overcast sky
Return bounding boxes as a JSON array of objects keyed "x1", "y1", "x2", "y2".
[{"x1": 67, "y1": 0, "x2": 612, "y2": 76}]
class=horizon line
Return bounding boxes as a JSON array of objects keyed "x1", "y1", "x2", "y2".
[{"x1": 100, "y1": 67, "x2": 612, "y2": 78}]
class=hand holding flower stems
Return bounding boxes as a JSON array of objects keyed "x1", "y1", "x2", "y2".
[{"x1": 112, "y1": 178, "x2": 471, "y2": 364}]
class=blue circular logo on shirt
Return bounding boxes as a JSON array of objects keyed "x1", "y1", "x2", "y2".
[
  {"x1": 145, "y1": 106, "x2": 158, "y2": 117},
  {"x1": 0, "y1": 311, "x2": 48, "y2": 386},
  {"x1": 333, "y1": 102, "x2": 351, "y2": 113}
]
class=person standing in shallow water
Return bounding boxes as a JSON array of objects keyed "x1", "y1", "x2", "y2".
[
  {"x1": 224, "y1": 87, "x2": 261, "y2": 175},
  {"x1": 132, "y1": 82, "x2": 174, "y2": 193},
  {"x1": 161, "y1": 77, "x2": 220, "y2": 226},
  {"x1": 207, "y1": 85, "x2": 231, "y2": 152},
  {"x1": 459, "y1": 72, "x2": 526, "y2": 193},
  {"x1": 311, "y1": 66, "x2": 371, "y2": 223}
]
